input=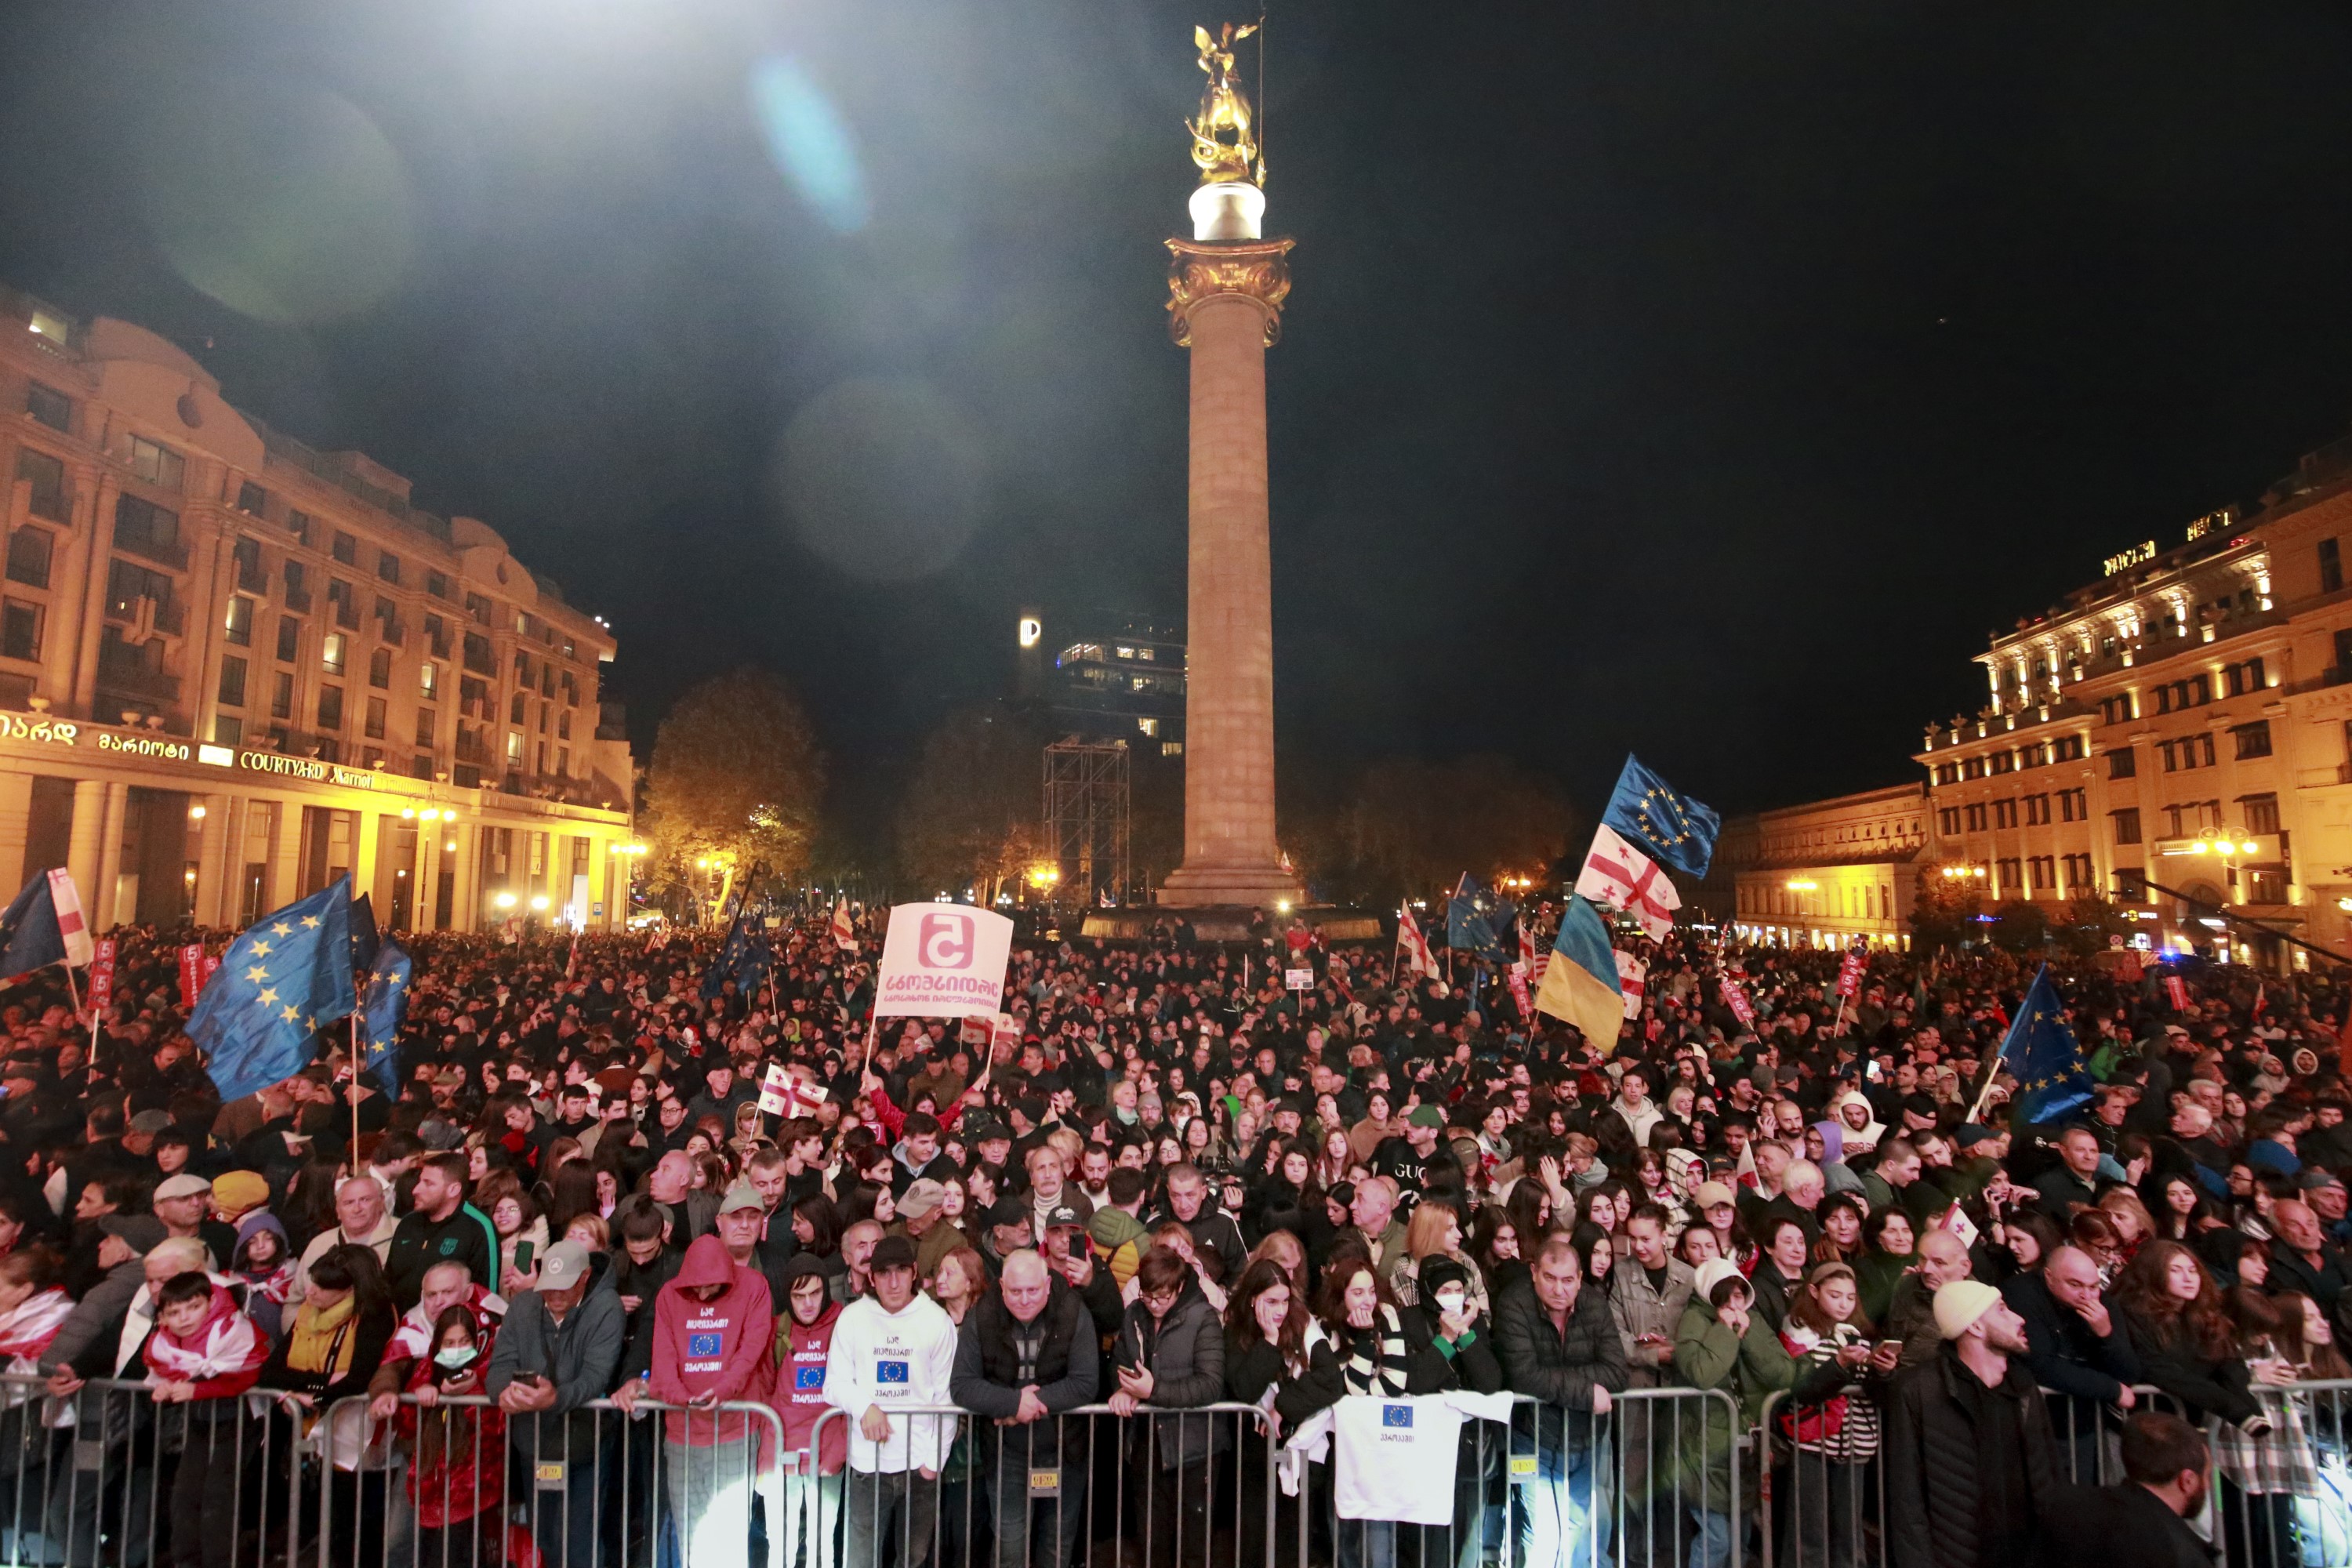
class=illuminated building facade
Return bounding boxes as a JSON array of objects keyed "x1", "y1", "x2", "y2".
[
  {"x1": 1721, "y1": 784, "x2": 1934, "y2": 949},
  {"x1": 0, "y1": 285, "x2": 635, "y2": 931},
  {"x1": 1917, "y1": 430, "x2": 2352, "y2": 967},
  {"x1": 1015, "y1": 608, "x2": 1186, "y2": 753}
]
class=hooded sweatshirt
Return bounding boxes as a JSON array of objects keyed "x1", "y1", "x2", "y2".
[
  {"x1": 1088, "y1": 1207, "x2": 1149, "y2": 1290},
  {"x1": 649, "y1": 1234, "x2": 774, "y2": 1451},
  {"x1": 143, "y1": 1283, "x2": 268, "y2": 1401},
  {"x1": 773, "y1": 1290, "x2": 848, "y2": 1475}
]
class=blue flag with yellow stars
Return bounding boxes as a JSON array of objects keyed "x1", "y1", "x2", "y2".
[
  {"x1": 700, "y1": 909, "x2": 756, "y2": 1001},
  {"x1": 1446, "y1": 874, "x2": 1503, "y2": 955},
  {"x1": 360, "y1": 938, "x2": 412, "y2": 1096},
  {"x1": 1602, "y1": 754, "x2": 1722, "y2": 879},
  {"x1": 1999, "y1": 964, "x2": 2095, "y2": 1125},
  {"x1": 192, "y1": 878, "x2": 358, "y2": 1105}
]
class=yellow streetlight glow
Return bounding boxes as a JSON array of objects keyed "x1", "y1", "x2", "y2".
[
  {"x1": 493, "y1": 891, "x2": 517, "y2": 909},
  {"x1": 530, "y1": 895, "x2": 550, "y2": 911},
  {"x1": 1785, "y1": 879, "x2": 1817, "y2": 891},
  {"x1": 187, "y1": 804, "x2": 205, "y2": 820}
]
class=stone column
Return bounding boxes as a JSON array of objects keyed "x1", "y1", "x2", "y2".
[
  {"x1": 92, "y1": 780, "x2": 128, "y2": 927},
  {"x1": 0, "y1": 773, "x2": 32, "y2": 895},
  {"x1": 1156, "y1": 235, "x2": 1301, "y2": 910},
  {"x1": 65, "y1": 780, "x2": 106, "y2": 909},
  {"x1": 193, "y1": 793, "x2": 228, "y2": 926}
]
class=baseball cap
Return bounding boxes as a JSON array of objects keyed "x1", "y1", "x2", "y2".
[
  {"x1": 1933, "y1": 1279, "x2": 2002, "y2": 1340},
  {"x1": 538, "y1": 1240, "x2": 593, "y2": 1290},
  {"x1": 1044, "y1": 1194, "x2": 1094, "y2": 1230},
  {"x1": 869, "y1": 1236, "x2": 918, "y2": 1273},
  {"x1": 898, "y1": 1179, "x2": 949, "y2": 1221},
  {"x1": 98, "y1": 1214, "x2": 168, "y2": 1254},
  {"x1": 1693, "y1": 1181, "x2": 1738, "y2": 1211},
  {"x1": 717, "y1": 1182, "x2": 765, "y2": 1214},
  {"x1": 1406, "y1": 1106, "x2": 1445, "y2": 1129},
  {"x1": 129, "y1": 1110, "x2": 172, "y2": 1135},
  {"x1": 154, "y1": 1174, "x2": 212, "y2": 1202},
  {"x1": 986, "y1": 1197, "x2": 1031, "y2": 1229}
]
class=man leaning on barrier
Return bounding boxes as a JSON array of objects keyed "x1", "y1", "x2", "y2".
[
  {"x1": 1109, "y1": 1243, "x2": 1229, "y2": 1568},
  {"x1": 1493, "y1": 1230, "x2": 1627, "y2": 1568},
  {"x1": 485, "y1": 1238, "x2": 624, "y2": 1568},
  {"x1": 829, "y1": 1235, "x2": 959, "y2": 1568},
  {"x1": 950, "y1": 1247, "x2": 1099, "y2": 1568},
  {"x1": 630, "y1": 1227, "x2": 775, "y2": 1567}
]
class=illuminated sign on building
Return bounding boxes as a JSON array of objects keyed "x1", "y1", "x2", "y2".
[
  {"x1": 0, "y1": 715, "x2": 80, "y2": 746},
  {"x1": 236, "y1": 752, "x2": 376, "y2": 788},
  {"x1": 96, "y1": 733, "x2": 191, "y2": 761},
  {"x1": 2103, "y1": 540, "x2": 2157, "y2": 577}
]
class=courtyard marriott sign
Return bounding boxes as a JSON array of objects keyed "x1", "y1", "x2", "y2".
[
  {"x1": 0, "y1": 712, "x2": 376, "y2": 788},
  {"x1": 236, "y1": 751, "x2": 376, "y2": 788}
]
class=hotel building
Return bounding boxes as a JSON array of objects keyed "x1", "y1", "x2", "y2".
[
  {"x1": 0, "y1": 285, "x2": 636, "y2": 932},
  {"x1": 1729, "y1": 425, "x2": 2352, "y2": 967}
]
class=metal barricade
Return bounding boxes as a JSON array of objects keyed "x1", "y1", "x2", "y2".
[
  {"x1": 0, "y1": 1370, "x2": 317, "y2": 1568},
  {"x1": 322, "y1": 1392, "x2": 789, "y2": 1568},
  {"x1": 1755, "y1": 1384, "x2": 1882, "y2": 1568},
  {"x1": 1602, "y1": 1386, "x2": 1744, "y2": 1568}
]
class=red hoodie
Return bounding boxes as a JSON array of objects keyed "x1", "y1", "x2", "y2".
[
  {"x1": 771, "y1": 1294, "x2": 847, "y2": 1475},
  {"x1": 649, "y1": 1235, "x2": 775, "y2": 1454},
  {"x1": 142, "y1": 1284, "x2": 267, "y2": 1400}
]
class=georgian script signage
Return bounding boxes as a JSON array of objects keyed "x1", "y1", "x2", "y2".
[{"x1": 0, "y1": 714, "x2": 80, "y2": 746}]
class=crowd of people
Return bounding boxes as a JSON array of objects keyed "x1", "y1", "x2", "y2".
[{"x1": 0, "y1": 902, "x2": 2343, "y2": 1568}]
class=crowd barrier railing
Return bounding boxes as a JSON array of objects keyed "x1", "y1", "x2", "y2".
[{"x1": 43, "y1": 1367, "x2": 2352, "y2": 1568}]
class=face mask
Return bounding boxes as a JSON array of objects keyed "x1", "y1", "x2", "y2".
[
  {"x1": 1433, "y1": 1290, "x2": 1468, "y2": 1317},
  {"x1": 434, "y1": 1345, "x2": 478, "y2": 1371}
]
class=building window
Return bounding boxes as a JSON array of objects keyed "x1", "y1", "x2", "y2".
[
  {"x1": 416, "y1": 707, "x2": 436, "y2": 746},
  {"x1": 2233, "y1": 720, "x2": 2273, "y2": 760},
  {"x1": 365, "y1": 695, "x2": 387, "y2": 739},
  {"x1": 0, "y1": 600, "x2": 41, "y2": 662},
  {"x1": 367, "y1": 647, "x2": 390, "y2": 689},
  {"x1": 321, "y1": 632, "x2": 347, "y2": 675},
  {"x1": 377, "y1": 551, "x2": 401, "y2": 585},
  {"x1": 2114, "y1": 867, "x2": 2147, "y2": 900},
  {"x1": 2059, "y1": 787, "x2": 2086, "y2": 822},
  {"x1": 224, "y1": 595, "x2": 253, "y2": 648},
  {"x1": 332, "y1": 531, "x2": 357, "y2": 565},
  {"x1": 126, "y1": 435, "x2": 184, "y2": 489},
  {"x1": 463, "y1": 633, "x2": 492, "y2": 675},
  {"x1": 1993, "y1": 799, "x2": 2018, "y2": 829},
  {"x1": 14, "y1": 448, "x2": 65, "y2": 522},
  {"x1": 24, "y1": 383, "x2": 71, "y2": 434},
  {"x1": 316, "y1": 684, "x2": 343, "y2": 731},
  {"x1": 2248, "y1": 868, "x2": 2286, "y2": 903},
  {"x1": 1997, "y1": 858, "x2": 2024, "y2": 891},
  {"x1": 276, "y1": 615, "x2": 300, "y2": 663},
  {"x1": 2224, "y1": 657, "x2": 2267, "y2": 697},
  {"x1": 286, "y1": 508, "x2": 312, "y2": 546},
  {"x1": 270, "y1": 670, "x2": 292, "y2": 720},
  {"x1": 465, "y1": 592, "x2": 492, "y2": 627},
  {"x1": 217, "y1": 655, "x2": 247, "y2": 709},
  {"x1": 420, "y1": 661, "x2": 438, "y2": 698},
  {"x1": 2107, "y1": 746, "x2": 2136, "y2": 779},
  {"x1": 213, "y1": 714, "x2": 241, "y2": 746},
  {"x1": 1938, "y1": 806, "x2": 1962, "y2": 835},
  {"x1": 426, "y1": 571, "x2": 451, "y2": 601},
  {"x1": 231, "y1": 536, "x2": 265, "y2": 593},
  {"x1": 2024, "y1": 794, "x2": 2050, "y2": 826},
  {"x1": 112, "y1": 494, "x2": 180, "y2": 559},
  {"x1": 2112, "y1": 808, "x2": 2142, "y2": 845},
  {"x1": 424, "y1": 614, "x2": 449, "y2": 659},
  {"x1": 1964, "y1": 803, "x2": 1987, "y2": 832},
  {"x1": 236, "y1": 481, "x2": 268, "y2": 517},
  {"x1": 555, "y1": 746, "x2": 568, "y2": 775},
  {"x1": 505, "y1": 731, "x2": 523, "y2": 764},
  {"x1": 557, "y1": 710, "x2": 571, "y2": 741},
  {"x1": 5, "y1": 527, "x2": 53, "y2": 590},
  {"x1": 2029, "y1": 855, "x2": 2055, "y2": 890},
  {"x1": 104, "y1": 558, "x2": 173, "y2": 622},
  {"x1": 2325, "y1": 539, "x2": 2343, "y2": 593},
  {"x1": 327, "y1": 578, "x2": 357, "y2": 629},
  {"x1": 2242, "y1": 793, "x2": 2280, "y2": 835},
  {"x1": 510, "y1": 690, "x2": 526, "y2": 724}
]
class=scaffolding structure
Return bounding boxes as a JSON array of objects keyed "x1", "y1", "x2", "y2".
[{"x1": 1044, "y1": 737, "x2": 1131, "y2": 906}]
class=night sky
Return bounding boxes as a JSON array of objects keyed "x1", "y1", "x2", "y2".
[{"x1": 5, "y1": 1, "x2": 2352, "y2": 840}]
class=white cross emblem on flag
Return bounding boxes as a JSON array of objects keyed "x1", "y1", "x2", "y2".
[
  {"x1": 1397, "y1": 907, "x2": 1437, "y2": 978},
  {"x1": 1574, "y1": 824, "x2": 1680, "y2": 940},
  {"x1": 1615, "y1": 950, "x2": 1648, "y2": 1020},
  {"x1": 759, "y1": 1062, "x2": 826, "y2": 1119}
]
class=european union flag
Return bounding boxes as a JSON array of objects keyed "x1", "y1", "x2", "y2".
[
  {"x1": 700, "y1": 910, "x2": 771, "y2": 1001},
  {"x1": 349, "y1": 892, "x2": 381, "y2": 980},
  {"x1": 359, "y1": 938, "x2": 412, "y2": 1096},
  {"x1": 1382, "y1": 1404, "x2": 1414, "y2": 1429},
  {"x1": 192, "y1": 879, "x2": 358, "y2": 1105},
  {"x1": 1998, "y1": 965, "x2": 2094, "y2": 1125},
  {"x1": 1446, "y1": 876, "x2": 1504, "y2": 956},
  {"x1": 1602, "y1": 755, "x2": 1721, "y2": 879}
]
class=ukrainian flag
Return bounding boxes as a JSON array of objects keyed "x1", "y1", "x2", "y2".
[{"x1": 1534, "y1": 895, "x2": 1625, "y2": 1054}]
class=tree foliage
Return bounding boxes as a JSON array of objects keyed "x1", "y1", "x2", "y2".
[
  {"x1": 895, "y1": 705, "x2": 1047, "y2": 905},
  {"x1": 1907, "y1": 865, "x2": 1984, "y2": 953},
  {"x1": 644, "y1": 668, "x2": 826, "y2": 894},
  {"x1": 1290, "y1": 754, "x2": 1574, "y2": 906}
]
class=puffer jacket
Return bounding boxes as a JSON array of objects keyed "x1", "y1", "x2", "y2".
[
  {"x1": 1669, "y1": 1295, "x2": 1794, "y2": 1504},
  {"x1": 1112, "y1": 1285, "x2": 1229, "y2": 1468},
  {"x1": 1490, "y1": 1279, "x2": 1628, "y2": 1452},
  {"x1": 1882, "y1": 1345, "x2": 2063, "y2": 1568},
  {"x1": 949, "y1": 1278, "x2": 1099, "y2": 1465}
]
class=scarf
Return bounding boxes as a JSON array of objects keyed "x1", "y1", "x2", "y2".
[
  {"x1": 146, "y1": 1289, "x2": 267, "y2": 1381},
  {"x1": 0, "y1": 1287, "x2": 73, "y2": 1369},
  {"x1": 285, "y1": 1293, "x2": 361, "y2": 1379}
]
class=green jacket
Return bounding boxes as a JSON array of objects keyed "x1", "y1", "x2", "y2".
[{"x1": 1668, "y1": 1296, "x2": 1795, "y2": 1503}]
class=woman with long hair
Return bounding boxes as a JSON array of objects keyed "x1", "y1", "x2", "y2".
[
  {"x1": 401, "y1": 1305, "x2": 506, "y2": 1568},
  {"x1": 1809, "y1": 1196, "x2": 1867, "y2": 1268},
  {"x1": 2143, "y1": 1173, "x2": 2212, "y2": 1245},
  {"x1": 2116, "y1": 1240, "x2": 2291, "y2": 1566},
  {"x1": 1468, "y1": 1205, "x2": 1525, "y2": 1300},
  {"x1": 1774, "y1": 1261, "x2": 1890, "y2": 1568},
  {"x1": 1750, "y1": 1216, "x2": 1811, "y2": 1337},
  {"x1": 2096, "y1": 1189, "x2": 2157, "y2": 1265},
  {"x1": 1316, "y1": 1258, "x2": 1410, "y2": 1568},
  {"x1": 1226, "y1": 1257, "x2": 1341, "y2": 1558},
  {"x1": 1388, "y1": 1200, "x2": 1490, "y2": 1316}
]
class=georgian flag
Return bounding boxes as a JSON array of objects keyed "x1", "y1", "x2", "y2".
[
  {"x1": 1573, "y1": 824, "x2": 1680, "y2": 941},
  {"x1": 830, "y1": 900, "x2": 858, "y2": 953},
  {"x1": 1615, "y1": 951, "x2": 1648, "y2": 1020},
  {"x1": 1397, "y1": 907, "x2": 1438, "y2": 979}
]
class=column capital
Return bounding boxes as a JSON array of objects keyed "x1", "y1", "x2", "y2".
[{"x1": 1165, "y1": 236, "x2": 1294, "y2": 348}]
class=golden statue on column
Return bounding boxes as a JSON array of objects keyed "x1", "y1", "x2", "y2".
[{"x1": 1187, "y1": 24, "x2": 1264, "y2": 187}]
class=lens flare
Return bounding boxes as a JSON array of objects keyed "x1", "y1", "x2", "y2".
[
  {"x1": 772, "y1": 376, "x2": 989, "y2": 582},
  {"x1": 750, "y1": 56, "x2": 870, "y2": 234}
]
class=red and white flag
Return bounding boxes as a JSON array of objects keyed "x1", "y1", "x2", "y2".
[
  {"x1": 1573, "y1": 824, "x2": 1680, "y2": 940},
  {"x1": 88, "y1": 938, "x2": 117, "y2": 1011},
  {"x1": 830, "y1": 900, "x2": 858, "y2": 953},
  {"x1": 45, "y1": 869, "x2": 92, "y2": 967},
  {"x1": 1615, "y1": 951, "x2": 1648, "y2": 1020},
  {"x1": 2163, "y1": 975, "x2": 2190, "y2": 1011},
  {"x1": 1722, "y1": 978, "x2": 1755, "y2": 1027},
  {"x1": 1397, "y1": 907, "x2": 1437, "y2": 978},
  {"x1": 1516, "y1": 920, "x2": 1538, "y2": 975}
]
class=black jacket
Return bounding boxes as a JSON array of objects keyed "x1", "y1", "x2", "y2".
[
  {"x1": 1399, "y1": 1303, "x2": 1504, "y2": 1396},
  {"x1": 1490, "y1": 1279, "x2": 1628, "y2": 1452},
  {"x1": 2037, "y1": 1480, "x2": 2212, "y2": 1568},
  {"x1": 2001, "y1": 1272, "x2": 2143, "y2": 1433},
  {"x1": 949, "y1": 1279, "x2": 1099, "y2": 1463},
  {"x1": 1883, "y1": 1346, "x2": 2063, "y2": 1568},
  {"x1": 2120, "y1": 1305, "x2": 2258, "y2": 1425},
  {"x1": 1111, "y1": 1287, "x2": 1229, "y2": 1467}
]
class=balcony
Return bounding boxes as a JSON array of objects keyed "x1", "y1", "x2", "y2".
[
  {"x1": 103, "y1": 594, "x2": 185, "y2": 637},
  {"x1": 113, "y1": 532, "x2": 189, "y2": 571}
]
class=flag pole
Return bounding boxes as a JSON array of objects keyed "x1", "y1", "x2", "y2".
[
  {"x1": 59, "y1": 960, "x2": 83, "y2": 1059},
  {"x1": 349, "y1": 1012, "x2": 362, "y2": 1167}
]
